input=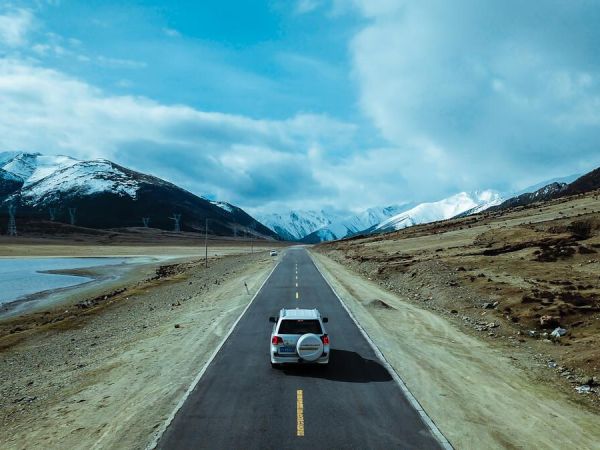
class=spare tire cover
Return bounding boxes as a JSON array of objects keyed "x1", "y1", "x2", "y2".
[{"x1": 296, "y1": 333, "x2": 323, "y2": 362}]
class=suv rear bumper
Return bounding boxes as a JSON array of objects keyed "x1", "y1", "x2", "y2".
[{"x1": 271, "y1": 352, "x2": 329, "y2": 365}]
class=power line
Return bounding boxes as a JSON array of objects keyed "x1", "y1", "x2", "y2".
[
  {"x1": 170, "y1": 213, "x2": 181, "y2": 232},
  {"x1": 68, "y1": 207, "x2": 76, "y2": 225},
  {"x1": 205, "y1": 218, "x2": 209, "y2": 268},
  {"x1": 7, "y1": 204, "x2": 17, "y2": 236}
]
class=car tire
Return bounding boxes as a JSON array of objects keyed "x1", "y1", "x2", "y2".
[{"x1": 271, "y1": 362, "x2": 279, "y2": 369}]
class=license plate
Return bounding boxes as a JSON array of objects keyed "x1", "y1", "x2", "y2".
[{"x1": 279, "y1": 346, "x2": 295, "y2": 353}]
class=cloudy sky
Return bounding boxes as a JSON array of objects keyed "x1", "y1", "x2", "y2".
[{"x1": 1, "y1": 0, "x2": 599, "y2": 215}]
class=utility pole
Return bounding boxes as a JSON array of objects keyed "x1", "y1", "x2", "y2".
[
  {"x1": 170, "y1": 213, "x2": 181, "y2": 232},
  {"x1": 205, "y1": 218, "x2": 208, "y2": 268},
  {"x1": 49, "y1": 207, "x2": 57, "y2": 221},
  {"x1": 7, "y1": 204, "x2": 17, "y2": 236},
  {"x1": 68, "y1": 207, "x2": 76, "y2": 225}
]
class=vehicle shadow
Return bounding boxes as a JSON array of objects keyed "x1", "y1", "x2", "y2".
[{"x1": 279, "y1": 349, "x2": 392, "y2": 383}]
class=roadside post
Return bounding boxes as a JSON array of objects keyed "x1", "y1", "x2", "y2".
[{"x1": 205, "y1": 219, "x2": 208, "y2": 268}]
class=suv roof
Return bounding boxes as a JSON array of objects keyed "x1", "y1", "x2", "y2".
[{"x1": 279, "y1": 308, "x2": 321, "y2": 320}]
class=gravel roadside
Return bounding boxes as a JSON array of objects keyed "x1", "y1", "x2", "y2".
[{"x1": 311, "y1": 250, "x2": 600, "y2": 450}]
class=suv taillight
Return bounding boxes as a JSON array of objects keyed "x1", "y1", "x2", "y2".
[
  {"x1": 321, "y1": 334, "x2": 329, "y2": 345},
  {"x1": 272, "y1": 336, "x2": 283, "y2": 345}
]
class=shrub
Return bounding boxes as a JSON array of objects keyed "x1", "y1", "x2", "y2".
[{"x1": 569, "y1": 220, "x2": 592, "y2": 240}]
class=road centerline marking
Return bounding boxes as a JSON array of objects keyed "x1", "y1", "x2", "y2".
[
  {"x1": 296, "y1": 389, "x2": 304, "y2": 437},
  {"x1": 296, "y1": 291, "x2": 299, "y2": 299}
]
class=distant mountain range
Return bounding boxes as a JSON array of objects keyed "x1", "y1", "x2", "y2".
[
  {"x1": 3, "y1": 151, "x2": 596, "y2": 243},
  {"x1": 262, "y1": 192, "x2": 502, "y2": 243},
  {"x1": 261, "y1": 169, "x2": 597, "y2": 243},
  {"x1": 300, "y1": 204, "x2": 414, "y2": 243},
  {"x1": 372, "y1": 191, "x2": 503, "y2": 234},
  {"x1": 258, "y1": 209, "x2": 342, "y2": 241},
  {"x1": 259, "y1": 205, "x2": 415, "y2": 243},
  {"x1": 0, "y1": 152, "x2": 277, "y2": 238},
  {"x1": 490, "y1": 168, "x2": 599, "y2": 212}
]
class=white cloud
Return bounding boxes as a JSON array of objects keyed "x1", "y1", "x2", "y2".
[
  {"x1": 163, "y1": 27, "x2": 181, "y2": 38},
  {"x1": 0, "y1": 8, "x2": 34, "y2": 47},
  {"x1": 95, "y1": 55, "x2": 147, "y2": 69},
  {"x1": 3, "y1": 1, "x2": 599, "y2": 216},
  {"x1": 0, "y1": 58, "x2": 359, "y2": 210},
  {"x1": 295, "y1": 0, "x2": 321, "y2": 14},
  {"x1": 349, "y1": 0, "x2": 600, "y2": 193}
]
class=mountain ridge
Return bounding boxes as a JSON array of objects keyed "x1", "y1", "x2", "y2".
[
  {"x1": 300, "y1": 204, "x2": 413, "y2": 243},
  {"x1": 489, "y1": 168, "x2": 600, "y2": 212},
  {"x1": 0, "y1": 151, "x2": 277, "y2": 238}
]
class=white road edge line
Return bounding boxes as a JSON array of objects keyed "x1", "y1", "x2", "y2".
[
  {"x1": 145, "y1": 255, "x2": 284, "y2": 450},
  {"x1": 308, "y1": 251, "x2": 454, "y2": 450}
]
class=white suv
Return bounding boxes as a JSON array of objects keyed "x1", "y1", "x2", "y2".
[{"x1": 269, "y1": 308, "x2": 330, "y2": 367}]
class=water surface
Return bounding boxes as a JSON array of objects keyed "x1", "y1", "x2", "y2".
[{"x1": 0, "y1": 257, "x2": 127, "y2": 306}]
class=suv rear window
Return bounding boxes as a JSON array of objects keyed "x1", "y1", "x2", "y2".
[{"x1": 278, "y1": 319, "x2": 322, "y2": 334}]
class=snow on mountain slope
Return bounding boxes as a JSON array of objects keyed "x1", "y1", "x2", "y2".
[
  {"x1": 454, "y1": 190, "x2": 505, "y2": 217},
  {"x1": 375, "y1": 191, "x2": 502, "y2": 233},
  {"x1": 259, "y1": 210, "x2": 342, "y2": 241},
  {"x1": 0, "y1": 151, "x2": 278, "y2": 237},
  {"x1": 0, "y1": 151, "x2": 21, "y2": 166},
  {"x1": 19, "y1": 160, "x2": 139, "y2": 206},
  {"x1": 209, "y1": 200, "x2": 235, "y2": 213},
  {"x1": 0, "y1": 152, "x2": 140, "y2": 206},
  {"x1": 301, "y1": 204, "x2": 412, "y2": 243},
  {"x1": 1, "y1": 152, "x2": 79, "y2": 186},
  {"x1": 0, "y1": 168, "x2": 22, "y2": 183},
  {"x1": 308, "y1": 228, "x2": 338, "y2": 242}
]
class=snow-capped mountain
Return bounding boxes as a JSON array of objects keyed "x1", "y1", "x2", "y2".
[
  {"x1": 489, "y1": 167, "x2": 600, "y2": 212},
  {"x1": 265, "y1": 191, "x2": 503, "y2": 243},
  {"x1": 301, "y1": 204, "x2": 413, "y2": 243},
  {"x1": 0, "y1": 151, "x2": 277, "y2": 237},
  {"x1": 373, "y1": 190, "x2": 503, "y2": 233},
  {"x1": 258, "y1": 210, "x2": 343, "y2": 241},
  {"x1": 512, "y1": 173, "x2": 581, "y2": 197},
  {"x1": 490, "y1": 182, "x2": 567, "y2": 211},
  {"x1": 20, "y1": 159, "x2": 139, "y2": 206}
]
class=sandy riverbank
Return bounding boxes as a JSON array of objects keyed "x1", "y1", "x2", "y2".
[
  {"x1": 0, "y1": 248, "x2": 278, "y2": 449},
  {"x1": 0, "y1": 258, "x2": 154, "y2": 318},
  {"x1": 0, "y1": 240, "x2": 284, "y2": 317},
  {"x1": 0, "y1": 243, "x2": 281, "y2": 257}
]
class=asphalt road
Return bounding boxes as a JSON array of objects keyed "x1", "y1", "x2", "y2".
[{"x1": 157, "y1": 247, "x2": 442, "y2": 449}]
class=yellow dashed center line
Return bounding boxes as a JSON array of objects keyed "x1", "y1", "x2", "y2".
[{"x1": 297, "y1": 390, "x2": 304, "y2": 437}]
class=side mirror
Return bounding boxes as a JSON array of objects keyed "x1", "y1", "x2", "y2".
[
  {"x1": 269, "y1": 316, "x2": 277, "y2": 323},
  {"x1": 322, "y1": 317, "x2": 329, "y2": 323}
]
